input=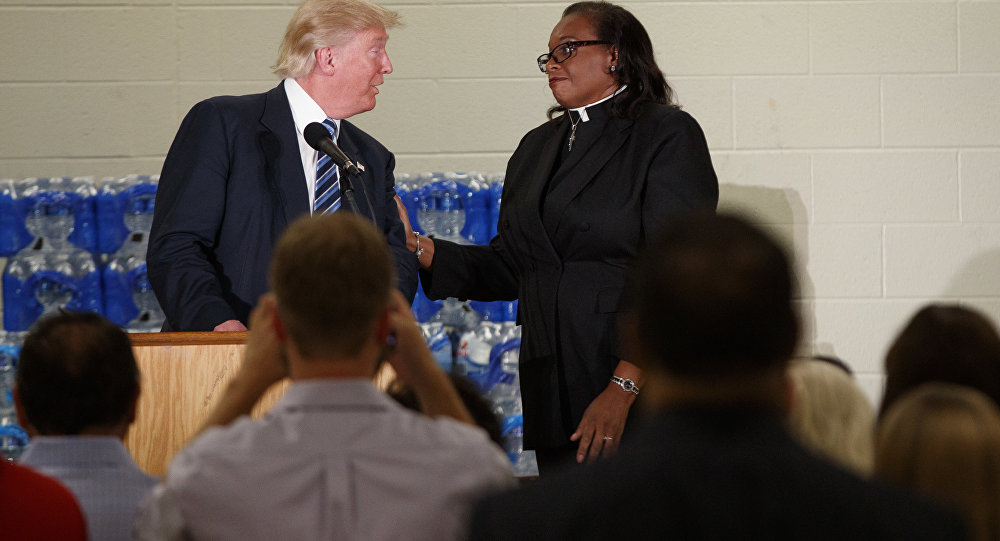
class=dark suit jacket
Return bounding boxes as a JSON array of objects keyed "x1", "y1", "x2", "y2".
[
  {"x1": 422, "y1": 103, "x2": 718, "y2": 449},
  {"x1": 148, "y1": 83, "x2": 417, "y2": 331},
  {"x1": 468, "y1": 408, "x2": 967, "y2": 541}
]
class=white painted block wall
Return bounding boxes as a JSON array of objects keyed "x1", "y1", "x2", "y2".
[{"x1": 2, "y1": 0, "x2": 999, "y2": 407}]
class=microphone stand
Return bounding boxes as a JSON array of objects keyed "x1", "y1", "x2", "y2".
[
  {"x1": 339, "y1": 167, "x2": 376, "y2": 225},
  {"x1": 339, "y1": 166, "x2": 362, "y2": 216}
]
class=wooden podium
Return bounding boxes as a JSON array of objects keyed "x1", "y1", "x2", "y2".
[
  {"x1": 124, "y1": 331, "x2": 277, "y2": 476},
  {"x1": 125, "y1": 332, "x2": 396, "y2": 477}
]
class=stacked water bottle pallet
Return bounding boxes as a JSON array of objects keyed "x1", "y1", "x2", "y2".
[
  {"x1": 399, "y1": 172, "x2": 537, "y2": 476},
  {"x1": 0, "y1": 176, "x2": 164, "y2": 333},
  {"x1": 0, "y1": 174, "x2": 164, "y2": 460}
]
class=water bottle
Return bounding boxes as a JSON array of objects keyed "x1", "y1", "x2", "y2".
[
  {"x1": 102, "y1": 179, "x2": 164, "y2": 331},
  {"x1": 455, "y1": 301, "x2": 504, "y2": 389},
  {"x1": 395, "y1": 173, "x2": 425, "y2": 236},
  {"x1": 420, "y1": 321, "x2": 453, "y2": 373},
  {"x1": 17, "y1": 177, "x2": 98, "y2": 254},
  {"x1": 488, "y1": 174, "x2": 504, "y2": 241},
  {"x1": 416, "y1": 172, "x2": 445, "y2": 237},
  {"x1": 437, "y1": 180, "x2": 465, "y2": 242},
  {"x1": 429, "y1": 298, "x2": 481, "y2": 369},
  {"x1": 3, "y1": 250, "x2": 102, "y2": 331},
  {"x1": 96, "y1": 175, "x2": 158, "y2": 254},
  {"x1": 486, "y1": 324, "x2": 521, "y2": 390},
  {"x1": 410, "y1": 277, "x2": 443, "y2": 324},
  {"x1": 418, "y1": 175, "x2": 469, "y2": 244},
  {"x1": 452, "y1": 172, "x2": 490, "y2": 246},
  {"x1": 484, "y1": 311, "x2": 536, "y2": 475},
  {"x1": 103, "y1": 240, "x2": 164, "y2": 331},
  {"x1": 0, "y1": 332, "x2": 29, "y2": 461},
  {"x1": 487, "y1": 368, "x2": 536, "y2": 476},
  {"x1": 127, "y1": 264, "x2": 164, "y2": 331},
  {"x1": 0, "y1": 179, "x2": 32, "y2": 257},
  {"x1": 505, "y1": 414, "x2": 537, "y2": 477}
]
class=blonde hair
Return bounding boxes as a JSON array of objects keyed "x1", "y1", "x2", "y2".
[
  {"x1": 876, "y1": 383, "x2": 1000, "y2": 541},
  {"x1": 269, "y1": 213, "x2": 394, "y2": 359},
  {"x1": 787, "y1": 358, "x2": 875, "y2": 475},
  {"x1": 273, "y1": 0, "x2": 401, "y2": 79}
]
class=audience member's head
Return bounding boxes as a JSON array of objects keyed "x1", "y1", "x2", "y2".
[
  {"x1": 881, "y1": 304, "x2": 1000, "y2": 419},
  {"x1": 388, "y1": 375, "x2": 504, "y2": 446},
  {"x1": 269, "y1": 212, "x2": 395, "y2": 363},
  {"x1": 14, "y1": 311, "x2": 139, "y2": 438},
  {"x1": 787, "y1": 357, "x2": 874, "y2": 475},
  {"x1": 625, "y1": 212, "x2": 799, "y2": 407},
  {"x1": 875, "y1": 383, "x2": 1000, "y2": 541}
]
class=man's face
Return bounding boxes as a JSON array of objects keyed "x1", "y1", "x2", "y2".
[{"x1": 330, "y1": 26, "x2": 393, "y2": 118}]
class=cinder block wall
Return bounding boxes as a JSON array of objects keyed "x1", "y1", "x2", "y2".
[{"x1": 2, "y1": 0, "x2": 999, "y2": 405}]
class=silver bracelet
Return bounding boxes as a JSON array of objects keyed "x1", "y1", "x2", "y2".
[{"x1": 414, "y1": 231, "x2": 425, "y2": 257}]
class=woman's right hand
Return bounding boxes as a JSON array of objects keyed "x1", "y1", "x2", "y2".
[{"x1": 394, "y1": 195, "x2": 435, "y2": 270}]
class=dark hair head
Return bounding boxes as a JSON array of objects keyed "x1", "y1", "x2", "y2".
[
  {"x1": 880, "y1": 304, "x2": 1000, "y2": 419},
  {"x1": 626, "y1": 213, "x2": 799, "y2": 379},
  {"x1": 270, "y1": 213, "x2": 394, "y2": 359},
  {"x1": 16, "y1": 312, "x2": 139, "y2": 435},
  {"x1": 548, "y1": 1, "x2": 675, "y2": 120},
  {"x1": 386, "y1": 375, "x2": 504, "y2": 447}
]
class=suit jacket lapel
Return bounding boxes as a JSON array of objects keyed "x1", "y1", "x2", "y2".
[
  {"x1": 520, "y1": 119, "x2": 567, "y2": 264},
  {"x1": 545, "y1": 114, "x2": 633, "y2": 229},
  {"x1": 260, "y1": 83, "x2": 308, "y2": 225}
]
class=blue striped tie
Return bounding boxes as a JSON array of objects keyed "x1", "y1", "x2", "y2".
[{"x1": 313, "y1": 118, "x2": 341, "y2": 214}]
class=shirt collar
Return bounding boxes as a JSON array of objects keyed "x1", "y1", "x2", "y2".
[
  {"x1": 284, "y1": 78, "x2": 341, "y2": 141},
  {"x1": 569, "y1": 85, "x2": 627, "y2": 122},
  {"x1": 275, "y1": 379, "x2": 398, "y2": 411},
  {"x1": 19, "y1": 436, "x2": 137, "y2": 466}
]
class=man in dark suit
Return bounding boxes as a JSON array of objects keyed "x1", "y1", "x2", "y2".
[
  {"x1": 147, "y1": 0, "x2": 417, "y2": 332},
  {"x1": 467, "y1": 213, "x2": 966, "y2": 540}
]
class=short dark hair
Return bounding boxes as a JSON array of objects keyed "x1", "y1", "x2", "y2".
[
  {"x1": 548, "y1": 1, "x2": 675, "y2": 120},
  {"x1": 880, "y1": 304, "x2": 1000, "y2": 419},
  {"x1": 627, "y1": 213, "x2": 799, "y2": 378},
  {"x1": 270, "y1": 213, "x2": 394, "y2": 358},
  {"x1": 16, "y1": 312, "x2": 139, "y2": 435}
]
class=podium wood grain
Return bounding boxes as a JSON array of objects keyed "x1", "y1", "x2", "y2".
[{"x1": 124, "y1": 332, "x2": 396, "y2": 477}]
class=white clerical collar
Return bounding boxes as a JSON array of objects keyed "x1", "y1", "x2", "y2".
[
  {"x1": 569, "y1": 85, "x2": 627, "y2": 122},
  {"x1": 284, "y1": 78, "x2": 341, "y2": 140}
]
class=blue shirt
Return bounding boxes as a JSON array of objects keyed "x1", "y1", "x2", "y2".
[{"x1": 19, "y1": 436, "x2": 159, "y2": 541}]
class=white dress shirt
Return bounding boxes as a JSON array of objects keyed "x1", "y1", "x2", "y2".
[
  {"x1": 284, "y1": 78, "x2": 342, "y2": 212},
  {"x1": 137, "y1": 380, "x2": 514, "y2": 541},
  {"x1": 19, "y1": 436, "x2": 159, "y2": 541}
]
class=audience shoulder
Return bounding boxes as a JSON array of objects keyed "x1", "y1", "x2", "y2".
[{"x1": 166, "y1": 415, "x2": 261, "y2": 480}]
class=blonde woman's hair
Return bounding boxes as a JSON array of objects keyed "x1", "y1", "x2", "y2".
[
  {"x1": 876, "y1": 383, "x2": 1000, "y2": 541},
  {"x1": 787, "y1": 357, "x2": 875, "y2": 475},
  {"x1": 273, "y1": 0, "x2": 401, "y2": 79}
]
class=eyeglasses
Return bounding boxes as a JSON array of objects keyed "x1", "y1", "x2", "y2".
[{"x1": 536, "y1": 40, "x2": 611, "y2": 73}]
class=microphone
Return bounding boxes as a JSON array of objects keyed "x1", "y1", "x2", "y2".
[{"x1": 304, "y1": 122, "x2": 361, "y2": 177}]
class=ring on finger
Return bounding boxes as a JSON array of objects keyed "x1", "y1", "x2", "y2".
[{"x1": 602, "y1": 436, "x2": 613, "y2": 441}]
